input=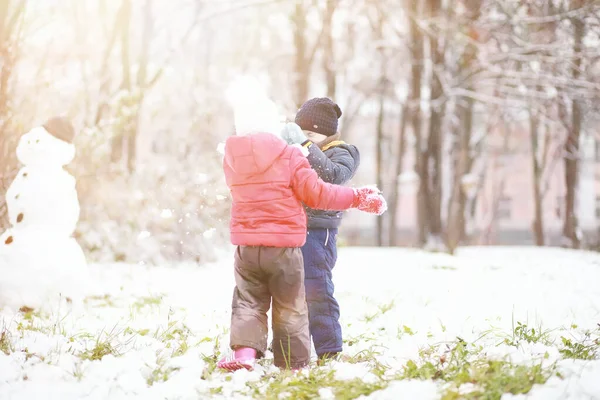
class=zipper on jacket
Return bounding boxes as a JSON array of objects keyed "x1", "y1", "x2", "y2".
[{"x1": 324, "y1": 229, "x2": 330, "y2": 246}]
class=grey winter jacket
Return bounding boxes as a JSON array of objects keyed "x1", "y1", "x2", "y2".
[{"x1": 304, "y1": 134, "x2": 360, "y2": 229}]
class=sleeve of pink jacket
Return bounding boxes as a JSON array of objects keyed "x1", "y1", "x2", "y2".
[{"x1": 290, "y1": 148, "x2": 355, "y2": 211}]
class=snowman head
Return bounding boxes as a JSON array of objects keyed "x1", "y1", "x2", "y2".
[{"x1": 16, "y1": 117, "x2": 76, "y2": 167}]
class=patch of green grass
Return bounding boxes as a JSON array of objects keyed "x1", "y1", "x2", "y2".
[
  {"x1": 504, "y1": 321, "x2": 552, "y2": 347},
  {"x1": 440, "y1": 361, "x2": 553, "y2": 400},
  {"x1": 132, "y1": 295, "x2": 163, "y2": 311},
  {"x1": 378, "y1": 300, "x2": 395, "y2": 315},
  {"x1": 345, "y1": 347, "x2": 384, "y2": 364},
  {"x1": 362, "y1": 312, "x2": 378, "y2": 323},
  {"x1": 85, "y1": 294, "x2": 116, "y2": 308},
  {"x1": 123, "y1": 327, "x2": 151, "y2": 337},
  {"x1": 79, "y1": 326, "x2": 129, "y2": 361},
  {"x1": 194, "y1": 327, "x2": 564, "y2": 400},
  {"x1": 247, "y1": 369, "x2": 387, "y2": 400},
  {"x1": 13, "y1": 309, "x2": 71, "y2": 339},
  {"x1": 559, "y1": 329, "x2": 599, "y2": 360},
  {"x1": 147, "y1": 354, "x2": 180, "y2": 386},
  {"x1": 402, "y1": 358, "x2": 439, "y2": 379},
  {"x1": 200, "y1": 335, "x2": 223, "y2": 380},
  {"x1": 79, "y1": 339, "x2": 118, "y2": 361},
  {"x1": 399, "y1": 337, "x2": 555, "y2": 400},
  {"x1": 145, "y1": 321, "x2": 195, "y2": 386},
  {"x1": 0, "y1": 326, "x2": 13, "y2": 355},
  {"x1": 362, "y1": 301, "x2": 396, "y2": 323},
  {"x1": 397, "y1": 325, "x2": 416, "y2": 338},
  {"x1": 22, "y1": 309, "x2": 37, "y2": 321},
  {"x1": 209, "y1": 386, "x2": 223, "y2": 395},
  {"x1": 152, "y1": 320, "x2": 192, "y2": 358},
  {"x1": 344, "y1": 332, "x2": 376, "y2": 347}
]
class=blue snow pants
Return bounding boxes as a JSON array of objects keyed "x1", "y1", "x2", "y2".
[{"x1": 301, "y1": 228, "x2": 342, "y2": 356}]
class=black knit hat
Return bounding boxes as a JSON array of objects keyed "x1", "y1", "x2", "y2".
[
  {"x1": 295, "y1": 97, "x2": 342, "y2": 137},
  {"x1": 43, "y1": 117, "x2": 75, "y2": 143}
]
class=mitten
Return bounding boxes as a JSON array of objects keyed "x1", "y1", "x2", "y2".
[
  {"x1": 280, "y1": 122, "x2": 308, "y2": 145},
  {"x1": 352, "y1": 186, "x2": 387, "y2": 215}
]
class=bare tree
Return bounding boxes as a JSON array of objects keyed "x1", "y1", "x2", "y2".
[
  {"x1": 405, "y1": 0, "x2": 426, "y2": 245},
  {"x1": 322, "y1": 0, "x2": 337, "y2": 99},
  {"x1": 0, "y1": 0, "x2": 27, "y2": 231},
  {"x1": 387, "y1": 104, "x2": 408, "y2": 246},
  {"x1": 446, "y1": 0, "x2": 482, "y2": 253},
  {"x1": 562, "y1": 0, "x2": 585, "y2": 249},
  {"x1": 423, "y1": 0, "x2": 446, "y2": 250},
  {"x1": 110, "y1": 0, "x2": 133, "y2": 167},
  {"x1": 292, "y1": 1, "x2": 310, "y2": 108}
]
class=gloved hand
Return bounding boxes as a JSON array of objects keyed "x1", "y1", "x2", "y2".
[
  {"x1": 351, "y1": 186, "x2": 387, "y2": 215},
  {"x1": 280, "y1": 122, "x2": 308, "y2": 145}
]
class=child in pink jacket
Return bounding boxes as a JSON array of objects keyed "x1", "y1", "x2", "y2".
[{"x1": 218, "y1": 126, "x2": 386, "y2": 372}]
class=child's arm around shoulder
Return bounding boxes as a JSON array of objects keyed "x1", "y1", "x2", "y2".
[
  {"x1": 289, "y1": 147, "x2": 355, "y2": 211},
  {"x1": 306, "y1": 142, "x2": 360, "y2": 185}
]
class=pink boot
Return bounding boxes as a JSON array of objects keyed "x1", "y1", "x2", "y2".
[{"x1": 217, "y1": 347, "x2": 257, "y2": 372}]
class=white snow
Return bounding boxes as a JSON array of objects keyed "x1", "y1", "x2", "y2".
[
  {"x1": 202, "y1": 228, "x2": 216, "y2": 239},
  {"x1": 0, "y1": 246, "x2": 599, "y2": 399},
  {"x1": 160, "y1": 209, "x2": 173, "y2": 219}
]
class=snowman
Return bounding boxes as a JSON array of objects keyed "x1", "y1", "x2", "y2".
[{"x1": 0, "y1": 117, "x2": 88, "y2": 312}]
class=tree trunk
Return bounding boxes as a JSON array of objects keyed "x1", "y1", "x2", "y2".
[
  {"x1": 375, "y1": 79, "x2": 386, "y2": 247},
  {"x1": 0, "y1": 0, "x2": 26, "y2": 232},
  {"x1": 388, "y1": 104, "x2": 408, "y2": 246},
  {"x1": 562, "y1": 7, "x2": 584, "y2": 249},
  {"x1": 322, "y1": 0, "x2": 336, "y2": 99},
  {"x1": 93, "y1": 1, "x2": 122, "y2": 126},
  {"x1": 406, "y1": 0, "x2": 425, "y2": 245},
  {"x1": 292, "y1": 0, "x2": 309, "y2": 108},
  {"x1": 110, "y1": 0, "x2": 132, "y2": 165},
  {"x1": 373, "y1": 4, "x2": 388, "y2": 246},
  {"x1": 530, "y1": 108, "x2": 545, "y2": 246},
  {"x1": 447, "y1": 96, "x2": 473, "y2": 252},
  {"x1": 446, "y1": 2, "x2": 480, "y2": 252},
  {"x1": 424, "y1": 0, "x2": 444, "y2": 250}
]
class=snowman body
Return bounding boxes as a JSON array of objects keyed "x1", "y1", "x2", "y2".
[
  {"x1": 6, "y1": 166, "x2": 80, "y2": 237},
  {"x1": 0, "y1": 125, "x2": 88, "y2": 311}
]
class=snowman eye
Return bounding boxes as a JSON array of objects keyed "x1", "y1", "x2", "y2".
[{"x1": 22, "y1": 173, "x2": 27, "y2": 177}]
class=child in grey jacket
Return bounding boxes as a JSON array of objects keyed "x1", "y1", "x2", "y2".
[{"x1": 281, "y1": 98, "x2": 361, "y2": 362}]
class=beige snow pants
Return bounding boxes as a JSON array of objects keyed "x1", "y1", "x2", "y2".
[{"x1": 229, "y1": 245, "x2": 310, "y2": 369}]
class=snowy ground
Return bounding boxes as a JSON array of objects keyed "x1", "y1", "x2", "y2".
[{"x1": 1, "y1": 246, "x2": 600, "y2": 399}]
